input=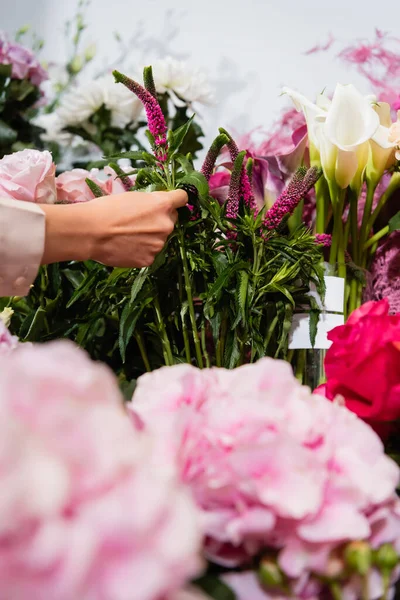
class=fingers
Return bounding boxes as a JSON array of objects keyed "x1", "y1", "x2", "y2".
[{"x1": 163, "y1": 189, "x2": 188, "y2": 209}]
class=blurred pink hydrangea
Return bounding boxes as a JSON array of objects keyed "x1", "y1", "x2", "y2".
[
  {"x1": 0, "y1": 33, "x2": 48, "y2": 86},
  {"x1": 0, "y1": 340, "x2": 202, "y2": 600},
  {"x1": 0, "y1": 319, "x2": 18, "y2": 354},
  {"x1": 129, "y1": 358, "x2": 400, "y2": 597}
]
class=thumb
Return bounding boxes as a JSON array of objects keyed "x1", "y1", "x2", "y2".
[{"x1": 164, "y1": 189, "x2": 188, "y2": 209}]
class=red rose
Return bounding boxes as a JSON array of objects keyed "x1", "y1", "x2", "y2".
[{"x1": 315, "y1": 300, "x2": 400, "y2": 432}]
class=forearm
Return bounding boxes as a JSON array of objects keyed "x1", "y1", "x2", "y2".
[{"x1": 39, "y1": 203, "x2": 95, "y2": 264}]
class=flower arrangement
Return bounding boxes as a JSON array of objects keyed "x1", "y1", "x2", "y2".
[
  {"x1": 1, "y1": 67, "x2": 326, "y2": 383},
  {"x1": 0, "y1": 33, "x2": 48, "y2": 157}
]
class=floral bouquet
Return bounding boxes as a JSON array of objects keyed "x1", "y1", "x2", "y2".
[
  {"x1": 0, "y1": 33, "x2": 48, "y2": 157},
  {"x1": 2, "y1": 65, "x2": 327, "y2": 383}
]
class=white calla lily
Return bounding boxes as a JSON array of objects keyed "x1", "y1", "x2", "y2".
[
  {"x1": 283, "y1": 84, "x2": 387, "y2": 190},
  {"x1": 366, "y1": 103, "x2": 397, "y2": 185}
]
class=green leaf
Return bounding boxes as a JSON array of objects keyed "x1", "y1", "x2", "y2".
[
  {"x1": 131, "y1": 268, "x2": 149, "y2": 303},
  {"x1": 168, "y1": 115, "x2": 195, "y2": 156},
  {"x1": 0, "y1": 119, "x2": 17, "y2": 145},
  {"x1": 237, "y1": 270, "x2": 249, "y2": 323},
  {"x1": 105, "y1": 150, "x2": 156, "y2": 164},
  {"x1": 66, "y1": 269, "x2": 99, "y2": 308},
  {"x1": 179, "y1": 171, "x2": 209, "y2": 199},
  {"x1": 388, "y1": 211, "x2": 400, "y2": 233},
  {"x1": 85, "y1": 177, "x2": 106, "y2": 198},
  {"x1": 175, "y1": 154, "x2": 194, "y2": 174},
  {"x1": 62, "y1": 268, "x2": 86, "y2": 289},
  {"x1": 205, "y1": 261, "x2": 247, "y2": 308},
  {"x1": 194, "y1": 576, "x2": 236, "y2": 600},
  {"x1": 22, "y1": 307, "x2": 47, "y2": 341},
  {"x1": 0, "y1": 64, "x2": 12, "y2": 79},
  {"x1": 119, "y1": 296, "x2": 153, "y2": 362}
]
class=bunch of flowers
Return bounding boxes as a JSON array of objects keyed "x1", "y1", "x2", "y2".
[
  {"x1": 0, "y1": 33, "x2": 48, "y2": 158},
  {"x1": 3, "y1": 66, "x2": 326, "y2": 382},
  {"x1": 128, "y1": 356, "x2": 400, "y2": 599},
  {"x1": 0, "y1": 338, "x2": 202, "y2": 599}
]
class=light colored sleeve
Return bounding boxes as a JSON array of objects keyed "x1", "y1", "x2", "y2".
[{"x1": 0, "y1": 197, "x2": 45, "y2": 297}]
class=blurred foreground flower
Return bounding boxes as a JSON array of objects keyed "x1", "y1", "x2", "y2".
[
  {"x1": 0, "y1": 340, "x2": 202, "y2": 600},
  {"x1": 129, "y1": 357, "x2": 400, "y2": 597}
]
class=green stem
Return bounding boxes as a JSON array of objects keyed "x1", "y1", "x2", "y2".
[
  {"x1": 295, "y1": 349, "x2": 306, "y2": 383},
  {"x1": 329, "y1": 582, "x2": 343, "y2": 600},
  {"x1": 315, "y1": 178, "x2": 327, "y2": 234},
  {"x1": 329, "y1": 188, "x2": 346, "y2": 278},
  {"x1": 359, "y1": 182, "x2": 376, "y2": 265},
  {"x1": 361, "y1": 573, "x2": 370, "y2": 600},
  {"x1": 135, "y1": 331, "x2": 151, "y2": 372},
  {"x1": 348, "y1": 188, "x2": 359, "y2": 264},
  {"x1": 178, "y1": 270, "x2": 192, "y2": 364},
  {"x1": 178, "y1": 226, "x2": 204, "y2": 368},
  {"x1": 154, "y1": 295, "x2": 174, "y2": 366},
  {"x1": 216, "y1": 311, "x2": 228, "y2": 367},
  {"x1": 368, "y1": 172, "x2": 400, "y2": 232},
  {"x1": 201, "y1": 322, "x2": 211, "y2": 368},
  {"x1": 363, "y1": 225, "x2": 389, "y2": 251}
]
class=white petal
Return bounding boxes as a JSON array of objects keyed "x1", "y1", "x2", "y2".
[
  {"x1": 372, "y1": 124, "x2": 396, "y2": 149},
  {"x1": 325, "y1": 84, "x2": 380, "y2": 151}
]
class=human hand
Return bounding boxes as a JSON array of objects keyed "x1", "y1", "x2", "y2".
[{"x1": 40, "y1": 189, "x2": 188, "y2": 267}]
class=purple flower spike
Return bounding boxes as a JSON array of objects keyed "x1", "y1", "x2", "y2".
[
  {"x1": 263, "y1": 166, "x2": 321, "y2": 231},
  {"x1": 226, "y1": 151, "x2": 246, "y2": 221},
  {"x1": 201, "y1": 133, "x2": 230, "y2": 181},
  {"x1": 113, "y1": 70, "x2": 168, "y2": 161},
  {"x1": 315, "y1": 233, "x2": 332, "y2": 247}
]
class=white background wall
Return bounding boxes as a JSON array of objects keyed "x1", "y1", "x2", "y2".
[{"x1": 1, "y1": 0, "x2": 399, "y2": 148}]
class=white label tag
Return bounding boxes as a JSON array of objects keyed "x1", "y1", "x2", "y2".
[
  {"x1": 308, "y1": 276, "x2": 345, "y2": 313},
  {"x1": 288, "y1": 313, "x2": 345, "y2": 350}
]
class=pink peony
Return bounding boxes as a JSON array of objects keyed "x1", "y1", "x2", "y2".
[
  {"x1": 0, "y1": 149, "x2": 56, "y2": 203},
  {"x1": 56, "y1": 168, "x2": 105, "y2": 203},
  {"x1": 0, "y1": 34, "x2": 48, "y2": 86},
  {"x1": 0, "y1": 340, "x2": 202, "y2": 600},
  {"x1": 129, "y1": 358, "x2": 400, "y2": 597}
]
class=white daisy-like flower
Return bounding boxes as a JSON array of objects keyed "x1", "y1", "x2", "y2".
[
  {"x1": 150, "y1": 57, "x2": 214, "y2": 107},
  {"x1": 55, "y1": 74, "x2": 143, "y2": 129},
  {"x1": 33, "y1": 112, "x2": 73, "y2": 145},
  {"x1": 99, "y1": 74, "x2": 143, "y2": 128}
]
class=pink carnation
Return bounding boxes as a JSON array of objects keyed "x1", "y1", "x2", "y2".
[
  {"x1": 129, "y1": 358, "x2": 400, "y2": 597},
  {"x1": 0, "y1": 341, "x2": 202, "y2": 600},
  {"x1": 0, "y1": 149, "x2": 56, "y2": 203},
  {"x1": 56, "y1": 168, "x2": 105, "y2": 203}
]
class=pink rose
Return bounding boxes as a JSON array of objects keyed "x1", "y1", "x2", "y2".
[
  {"x1": 103, "y1": 165, "x2": 135, "y2": 195},
  {"x1": 0, "y1": 149, "x2": 56, "y2": 203},
  {"x1": 0, "y1": 35, "x2": 48, "y2": 86},
  {"x1": 56, "y1": 168, "x2": 105, "y2": 203},
  {"x1": 316, "y1": 300, "x2": 400, "y2": 431}
]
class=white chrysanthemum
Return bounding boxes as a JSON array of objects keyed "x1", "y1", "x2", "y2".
[
  {"x1": 150, "y1": 57, "x2": 214, "y2": 106},
  {"x1": 33, "y1": 112, "x2": 73, "y2": 145},
  {"x1": 55, "y1": 74, "x2": 143, "y2": 129},
  {"x1": 99, "y1": 74, "x2": 143, "y2": 128},
  {"x1": 57, "y1": 78, "x2": 105, "y2": 125}
]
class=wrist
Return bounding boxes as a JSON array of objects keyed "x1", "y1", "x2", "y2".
[{"x1": 39, "y1": 202, "x2": 96, "y2": 264}]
